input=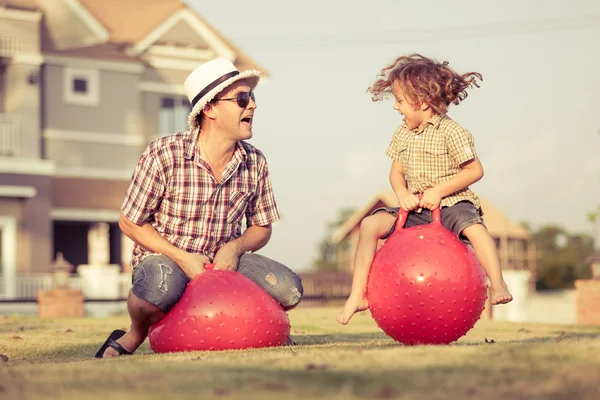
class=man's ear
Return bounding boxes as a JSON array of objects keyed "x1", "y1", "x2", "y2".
[{"x1": 203, "y1": 102, "x2": 217, "y2": 120}]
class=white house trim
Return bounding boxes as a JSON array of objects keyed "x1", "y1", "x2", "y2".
[
  {"x1": 44, "y1": 55, "x2": 144, "y2": 74},
  {"x1": 63, "y1": 68, "x2": 99, "y2": 107},
  {"x1": 53, "y1": 167, "x2": 132, "y2": 180},
  {"x1": 44, "y1": 129, "x2": 145, "y2": 146},
  {"x1": 146, "y1": 56, "x2": 206, "y2": 71},
  {"x1": 0, "y1": 157, "x2": 55, "y2": 176},
  {"x1": 0, "y1": 216, "x2": 17, "y2": 298},
  {"x1": 138, "y1": 81, "x2": 186, "y2": 95},
  {"x1": 63, "y1": 0, "x2": 109, "y2": 42},
  {"x1": 0, "y1": 185, "x2": 37, "y2": 198},
  {"x1": 11, "y1": 53, "x2": 44, "y2": 66},
  {"x1": 0, "y1": 6, "x2": 42, "y2": 22},
  {"x1": 146, "y1": 45, "x2": 215, "y2": 60},
  {"x1": 127, "y1": 8, "x2": 235, "y2": 61},
  {"x1": 51, "y1": 208, "x2": 120, "y2": 222}
]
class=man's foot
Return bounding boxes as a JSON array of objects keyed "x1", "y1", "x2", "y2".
[
  {"x1": 99, "y1": 330, "x2": 145, "y2": 358},
  {"x1": 491, "y1": 284, "x2": 513, "y2": 305},
  {"x1": 337, "y1": 295, "x2": 369, "y2": 325}
]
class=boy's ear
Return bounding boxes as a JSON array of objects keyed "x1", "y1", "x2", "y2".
[{"x1": 420, "y1": 102, "x2": 431, "y2": 112}]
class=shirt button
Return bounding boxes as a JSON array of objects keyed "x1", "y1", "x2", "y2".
[{"x1": 415, "y1": 135, "x2": 419, "y2": 139}]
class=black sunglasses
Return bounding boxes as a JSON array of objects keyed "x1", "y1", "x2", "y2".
[{"x1": 212, "y1": 91, "x2": 255, "y2": 108}]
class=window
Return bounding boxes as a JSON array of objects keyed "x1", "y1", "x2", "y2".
[
  {"x1": 160, "y1": 96, "x2": 190, "y2": 136},
  {"x1": 64, "y1": 68, "x2": 99, "y2": 106}
]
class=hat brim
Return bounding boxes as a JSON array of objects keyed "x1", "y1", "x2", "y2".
[{"x1": 187, "y1": 70, "x2": 261, "y2": 130}]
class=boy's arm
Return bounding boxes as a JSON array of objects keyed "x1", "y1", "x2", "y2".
[
  {"x1": 389, "y1": 161, "x2": 420, "y2": 211},
  {"x1": 420, "y1": 158, "x2": 484, "y2": 210}
]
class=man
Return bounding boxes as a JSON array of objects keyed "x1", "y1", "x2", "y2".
[{"x1": 95, "y1": 58, "x2": 303, "y2": 358}]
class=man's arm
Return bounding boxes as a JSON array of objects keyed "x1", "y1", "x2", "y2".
[
  {"x1": 119, "y1": 212, "x2": 210, "y2": 278},
  {"x1": 227, "y1": 224, "x2": 272, "y2": 254}
]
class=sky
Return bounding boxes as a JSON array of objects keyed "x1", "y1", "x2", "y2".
[{"x1": 189, "y1": 0, "x2": 600, "y2": 272}]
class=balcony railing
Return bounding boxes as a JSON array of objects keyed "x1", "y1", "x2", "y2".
[
  {"x1": 0, "y1": 36, "x2": 21, "y2": 58},
  {"x1": 0, "y1": 114, "x2": 19, "y2": 156},
  {"x1": 0, "y1": 273, "x2": 133, "y2": 301}
]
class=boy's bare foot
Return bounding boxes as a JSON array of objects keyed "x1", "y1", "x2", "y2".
[
  {"x1": 337, "y1": 294, "x2": 369, "y2": 325},
  {"x1": 101, "y1": 331, "x2": 145, "y2": 358},
  {"x1": 491, "y1": 284, "x2": 513, "y2": 305}
]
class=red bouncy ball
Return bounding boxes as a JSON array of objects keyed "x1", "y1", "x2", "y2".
[
  {"x1": 367, "y1": 207, "x2": 488, "y2": 345},
  {"x1": 148, "y1": 265, "x2": 290, "y2": 353}
]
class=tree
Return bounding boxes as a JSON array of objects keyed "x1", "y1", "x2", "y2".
[
  {"x1": 533, "y1": 225, "x2": 596, "y2": 290},
  {"x1": 312, "y1": 207, "x2": 356, "y2": 271}
]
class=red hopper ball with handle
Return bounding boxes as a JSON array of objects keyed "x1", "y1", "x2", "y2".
[
  {"x1": 148, "y1": 263, "x2": 290, "y2": 353},
  {"x1": 367, "y1": 207, "x2": 488, "y2": 345}
]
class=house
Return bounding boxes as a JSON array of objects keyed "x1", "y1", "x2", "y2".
[
  {"x1": 329, "y1": 191, "x2": 537, "y2": 320},
  {"x1": 0, "y1": 0, "x2": 268, "y2": 299}
]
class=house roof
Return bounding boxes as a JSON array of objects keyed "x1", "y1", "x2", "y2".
[
  {"x1": 75, "y1": 0, "x2": 268, "y2": 74},
  {"x1": 2, "y1": 0, "x2": 268, "y2": 74},
  {"x1": 0, "y1": 0, "x2": 39, "y2": 11},
  {"x1": 77, "y1": 0, "x2": 184, "y2": 44},
  {"x1": 330, "y1": 190, "x2": 530, "y2": 244}
]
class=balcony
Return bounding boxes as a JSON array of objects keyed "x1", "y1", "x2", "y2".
[
  {"x1": 0, "y1": 35, "x2": 20, "y2": 59},
  {"x1": 0, "y1": 113, "x2": 19, "y2": 156}
]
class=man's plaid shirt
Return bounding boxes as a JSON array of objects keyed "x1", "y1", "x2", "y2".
[
  {"x1": 121, "y1": 130, "x2": 280, "y2": 268},
  {"x1": 385, "y1": 114, "x2": 482, "y2": 212}
]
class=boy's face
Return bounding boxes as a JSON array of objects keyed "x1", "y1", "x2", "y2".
[{"x1": 391, "y1": 81, "x2": 428, "y2": 130}]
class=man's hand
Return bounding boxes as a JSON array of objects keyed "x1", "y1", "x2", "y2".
[
  {"x1": 398, "y1": 193, "x2": 420, "y2": 211},
  {"x1": 177, "y1": 252, "x2": 211, "y2": 279},
  {"x1": 213, "y1": 242, "x2": 242, "y2": 271},
  {"x1": 420, "y1": 188, "x2": 442, "y2": 210}
]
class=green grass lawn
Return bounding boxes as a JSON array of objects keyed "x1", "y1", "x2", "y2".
[{"x1": 1, "y1": 306, "x2": 599, "y2": 400}]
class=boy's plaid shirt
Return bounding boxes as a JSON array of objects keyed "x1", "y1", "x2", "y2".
[
  {"x1": 385, "y1": 114, "x2": 482, "y2": 212},
  {"x1": 121, "y1": 130, "x2": 280, "y2": 268}
]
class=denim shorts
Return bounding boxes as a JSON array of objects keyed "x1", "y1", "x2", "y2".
[
  {"x1": 373, "y1": 201, "x2": 485, "y2": 245},
  {"x1": 131, "y1": 253, "x2": 304, "y2": 313}
]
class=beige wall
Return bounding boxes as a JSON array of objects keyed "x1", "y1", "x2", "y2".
[
  {"x1": 142, "y1": 68, "x2": 190, "y2": 85},
  {"x1": 4, "y1": 62, "x2": 42, "y2": 158},
  {"x1": 0, "y1": 17, "x2": 40, "y2": 54},
  {"x1": 0, "y1": 173, "x2": 52, "y2": 274},
  {"x1": 40, "y1": 2, "x2": 101, "y2": 51},
  {"x1": 44, "y1": 65, "x2": 141, "y2": 135},
  {"x1": 159, "y1": 19, "x2": 211, "y2": 49}
]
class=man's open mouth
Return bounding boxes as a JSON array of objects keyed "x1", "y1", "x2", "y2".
[{"x1": 241, "y1": 116, "x2": 253, "y2": 126}]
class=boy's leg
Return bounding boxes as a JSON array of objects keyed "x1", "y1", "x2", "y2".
[
  {"x1": 441, "y1": 202, "x2": 513, "y2": 305},
  {"x1": 236, "y1": 253, "x2": 304, "y2": 310},
  {"x1": 337, "y1": 210, "x2": 398, "y2": 325},
  {"x1": 98, "y1": 254, "x2": 190, "y2": 358}
]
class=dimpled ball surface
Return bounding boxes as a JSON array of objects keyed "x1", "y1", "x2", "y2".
[
  {"x1": 367, "y1": 211, "x2": 488, "y2": 345},
  {"x1": 148, "y1": 270, "x2": 290, "y2": 353}
]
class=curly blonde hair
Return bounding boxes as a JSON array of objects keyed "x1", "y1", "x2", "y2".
[{"x1": 367, "y1": 54, "x2": 482, "y2": 114}]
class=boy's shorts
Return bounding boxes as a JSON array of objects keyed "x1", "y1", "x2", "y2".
[{"x1": 372, "y1": 201, "x2": 485, "y2": 245}]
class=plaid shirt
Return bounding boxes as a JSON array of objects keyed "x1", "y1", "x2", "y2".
[
  {"x1": 385, "y1": 114, "x2": 481, "y2": 212},
  {"x1": 122, "y1": 130, "x2": 280, "y2": 268}
]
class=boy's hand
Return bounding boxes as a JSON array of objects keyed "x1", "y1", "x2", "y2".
[
  {"x1": 420, "y1": 188, "x2": 442, "y2": 210},
  {"x1": 399, "y1": 194, "x2": 420, "y2": 211}
]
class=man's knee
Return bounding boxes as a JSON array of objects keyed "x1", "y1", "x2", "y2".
[
  {"x1": 131, "y1": 255, "x2": 189, "y2": 313},
  {"x1": 238, "y1": 253, "x2": 304, "y2": 309}
]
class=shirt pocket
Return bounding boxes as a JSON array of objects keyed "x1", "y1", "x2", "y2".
[{"x1": 227, "y1": 190, "x2": 254, "y2": 224}]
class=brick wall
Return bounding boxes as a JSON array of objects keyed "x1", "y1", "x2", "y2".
[{"x1": 574, "y1": 279, "x2": 600, "y2": 325}]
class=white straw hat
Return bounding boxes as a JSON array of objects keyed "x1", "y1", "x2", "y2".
[{"x1": 184, "y1": 58, "x2": 261, "y2": 129}]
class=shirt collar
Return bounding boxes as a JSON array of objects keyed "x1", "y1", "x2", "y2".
[
  {"x1": 411, "y1": 114, "x2": 445, "y2": 134},
  {"x1": 183, "y1": 128, "x2": 249, "y2": 164}
]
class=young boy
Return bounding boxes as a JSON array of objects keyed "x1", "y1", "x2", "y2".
[{"x1": 338, "y1": 54, "x2": 513, "y2": 325}]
